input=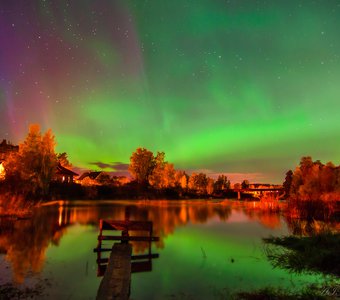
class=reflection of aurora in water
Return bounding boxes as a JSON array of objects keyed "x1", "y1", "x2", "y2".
[{"x1": 0, "y1": 200, "x2": 337, "y2": 299}]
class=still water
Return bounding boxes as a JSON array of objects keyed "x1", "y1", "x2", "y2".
[{"x1": 0, "y1": 200, "x2": 333, "y2": 299}]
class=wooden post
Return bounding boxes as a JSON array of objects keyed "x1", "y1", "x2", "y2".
[
  {"x1": 149, "y1": 223, "x2": 153, "y2": 254},
  {"x1": 98, "y1": 219, "x2": 103, "y2": 247}
]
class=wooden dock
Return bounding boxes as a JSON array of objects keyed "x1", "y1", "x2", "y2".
[
  {"x1": 95, "y1": 219, "x2": 159, "y2": 300},
  {"x1": 96, "y1": 243, "x2": 132, "y2": 300}
]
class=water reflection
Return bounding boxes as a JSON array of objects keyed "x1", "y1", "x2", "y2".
[
  {"x1": 262, "y1": 202, "x2": 340, "y2": 281},
  {"x1": 0, "y1": 200, "x2": 338, "y2": 285},
  {"x1": 0, "y1": 208, "x2": 62, "y2": 283},
  {"x1": 95, "y1": 218, "x2": 159, "y2": 299},
  {"x1": 95, "y1": 216, "x2": 159, "y2": 276}
]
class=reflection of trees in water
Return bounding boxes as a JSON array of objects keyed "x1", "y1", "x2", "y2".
[
  {"x1": 242, "y1": 209, "x2": 282, "y2": 230},
  {"x1": 287, "y1": 199, "x2": 338, "y2": 224},
  {"x1": 3, "y1": 200, "x2": 325, "y2": 283},
  {"x1": 0, "y1": 201, "x2": 231, "y2": 281},
  {"x1": 227, "y1": 201, "x2": 284, "y2": 230},
  {"x1": 115, "y1": 202, "x2": 233, "y2": 252},
  {"x1": 263, "y1": 198, "x2": 340, "y2": 279},
  {"x1": 0, "y1": 208, "x2": 61, "y2": 283},
  {"x1": 284, "y1": 198, "x2": 339, "y2": 236},
  {"x1": 284, "y1": 214, "x2": 339, "y2": 236},
  {"x1": 286, "y1": 217, "x2": 340, "y2": 236}
]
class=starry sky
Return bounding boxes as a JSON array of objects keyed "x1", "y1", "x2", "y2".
[{"x1": 1, "y1": 0, "x2": 339, "y2": 183}]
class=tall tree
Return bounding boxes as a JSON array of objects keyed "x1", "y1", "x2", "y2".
[
  {"x1": 283, "y1": 170, "x2": 293, "y2": 198},
  {"x1": 233, "y1": 183, "x2": 241, "y2": 189},
  {"x1": 148, "y1": 152, "x2": 165, "y2": 188},
  {"x1": 214, "y1": 175, "x2": 230, "y2": 193},
  {"x1": 57, "y1": 152, "x2": 72, "y2": 168},
  {"x1": 4, "y1": 124, "x2": 57, "y2": 200},
  {"x1": 149, "y1": 152, "x2": 176, "y2": 189},
  {"x1": 128, "y1": 148, "x2": 155, "y2": 184},
  {"x1": 40, "y1": 129, "x2": 57, "y2": 195},
  {"x1": 175, "y1": 170, "x2": 188, "y2": 190},
  {"x1": 241, "y1": 179, "x2": 250, "y2": 189},
  {"x1": 206, "y1": 178, "x2": 215, "y2": 195},
  {"x1": 162, "y1": 163, "x2": 176, "y2": 188},
  {"x1": 289, "y1": 156, "x2": 339, "y2": 201},
  {"x1": 188, "y1": 173, "x2": 208, "y2": 194}
]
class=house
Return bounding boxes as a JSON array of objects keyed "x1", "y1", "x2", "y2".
[
  {"x1": 0, "y1": 139, "x2": 18, "y2": 161},
  {"x1": 0, "y1": 139, "x2": 19, "y2": 152},
  {"x1": 0, "y1": 140, "x2": 19, "y2": 181},
  {"x1": 76, "y1": 171, "x2": 104, "y2": 185},
  {"x1": 54, "y1": 163, "x2": 79, "y2": 183}
]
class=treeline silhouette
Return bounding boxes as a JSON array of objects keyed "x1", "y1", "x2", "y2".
[
  {"x1": 1, "y1": 125, "x2": 339, "y2": 214},
  {"x1": 48, "y1": 147, "x2": 237, "y2": 200}
]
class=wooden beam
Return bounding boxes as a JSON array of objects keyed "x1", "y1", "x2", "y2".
[
  {"x1": 97, "y1": 253, "x2": 159, "y2": 264},
  {"x1": 98, "y1": 235, "x2": 159, "y2": 242},
  {"x1": 101, "y1": 220, "x2": 153, "y2": 231}
]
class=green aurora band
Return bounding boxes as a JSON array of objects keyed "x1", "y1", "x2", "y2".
[{"x1": 1, "y1": 0, "x2": 339, "y2": 182}]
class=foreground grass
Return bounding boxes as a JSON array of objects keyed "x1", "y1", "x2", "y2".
[
  {"x1": 168, "y1": 284, "x2": 340, "y2": 300},
  {"x1": 263, "y1": 232, "x2": 340, "y2": 277},
  {"x1": 234, "y1": 284, "x2": 339, "y2": 300},
  {"x1": 0, "y1": 282, "x2": 45, "y2": 300}
]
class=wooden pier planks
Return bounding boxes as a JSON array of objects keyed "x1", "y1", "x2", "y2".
[
  {"x1": 96, "y1": 243, "x2": 132, "y2": 300},
  {"x1": 95, "y1": 219, "x2": 160, "y2": 299}
]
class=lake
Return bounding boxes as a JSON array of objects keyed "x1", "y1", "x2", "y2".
[{"x1": 0, "y1": 200, "x2": 334, "y2": 299}]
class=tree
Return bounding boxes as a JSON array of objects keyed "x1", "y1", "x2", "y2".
[
  {"x1": 40, "y1": 129, "x2": 57, "y2": 195},
  {"x1": 4, "y1": 124, "x2": 57, "y2": 200},
  {"x1": 241, "y1": 179, "x2": 249, "y2": 189},
  {"x1": 283, "y1": 170, "x2": 293, "y2": 198},
  {"x1": 319, "y1": 162, "x2": 336, "y2": 194},
  {"x1": 289, "y1": 167, "x2": 303, "y2": 200},
  {"x1": 148, "y1": 152, "x2": 165, "y2": 188},
  {"x1": 57, "y1": 152, "x2": 72, "y2": 168},
  {"x1": 96, "y1": 172, "x2": 112, "y2": 185},
  {"x1": 175, "y1": 170, "x2": 188, "y2": 190},
  {"x1": 128, "y1": 148, "x2": 155, "y2": 184},
  {"x1": 188, "y1": 173, "x2": 208, "y2": 194},
  {"x1": 214, "y1": 175, "x2": 230, "y2": 193},
  {"x1": 206, "y1": 178, "x2": 214, "y2": 195},
  {"x1": 289, "y1": 156, "x2": 340, "y2": 202},
  {"x1": 299, "y1": 156, "x2": 314, "y2": 178},
  {"x1": 286, "y1": 156, "x2": 340, "y2": 221},
  {"x1": 149, "y1": 152, "x2": 176, "y2": 189},
  {"x1": 162, "y1": 163, "x2": 176, "y2": 188},
  {"x1": 233, "y1": 183, "x2": 241, "y2": 189}
]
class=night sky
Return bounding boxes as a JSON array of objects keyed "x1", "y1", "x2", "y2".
[{"x1": 1, "y1": 0, "x2": 339, "y2": 183}]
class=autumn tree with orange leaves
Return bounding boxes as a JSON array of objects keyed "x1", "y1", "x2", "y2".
[{"x1": 3, "y1": 124, "x2": 57, "y2": 201}]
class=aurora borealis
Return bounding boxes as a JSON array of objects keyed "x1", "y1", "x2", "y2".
[{"x1": 1, "y1": 0, "x2": 339, "y2": 183}]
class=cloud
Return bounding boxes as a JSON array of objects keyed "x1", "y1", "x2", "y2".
[
  {"x1": 89, "y1": 161, "x2": 115, "y2": 169},
  {"x1": 89, "y1": 161, "x2": 129, "y2": 171},
  {"x1": 87, "y1": 161, "x2": 130, "y2": 177},
  {"x1": 111, "y1": 162, "x2": 129, "y2": 171}
]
